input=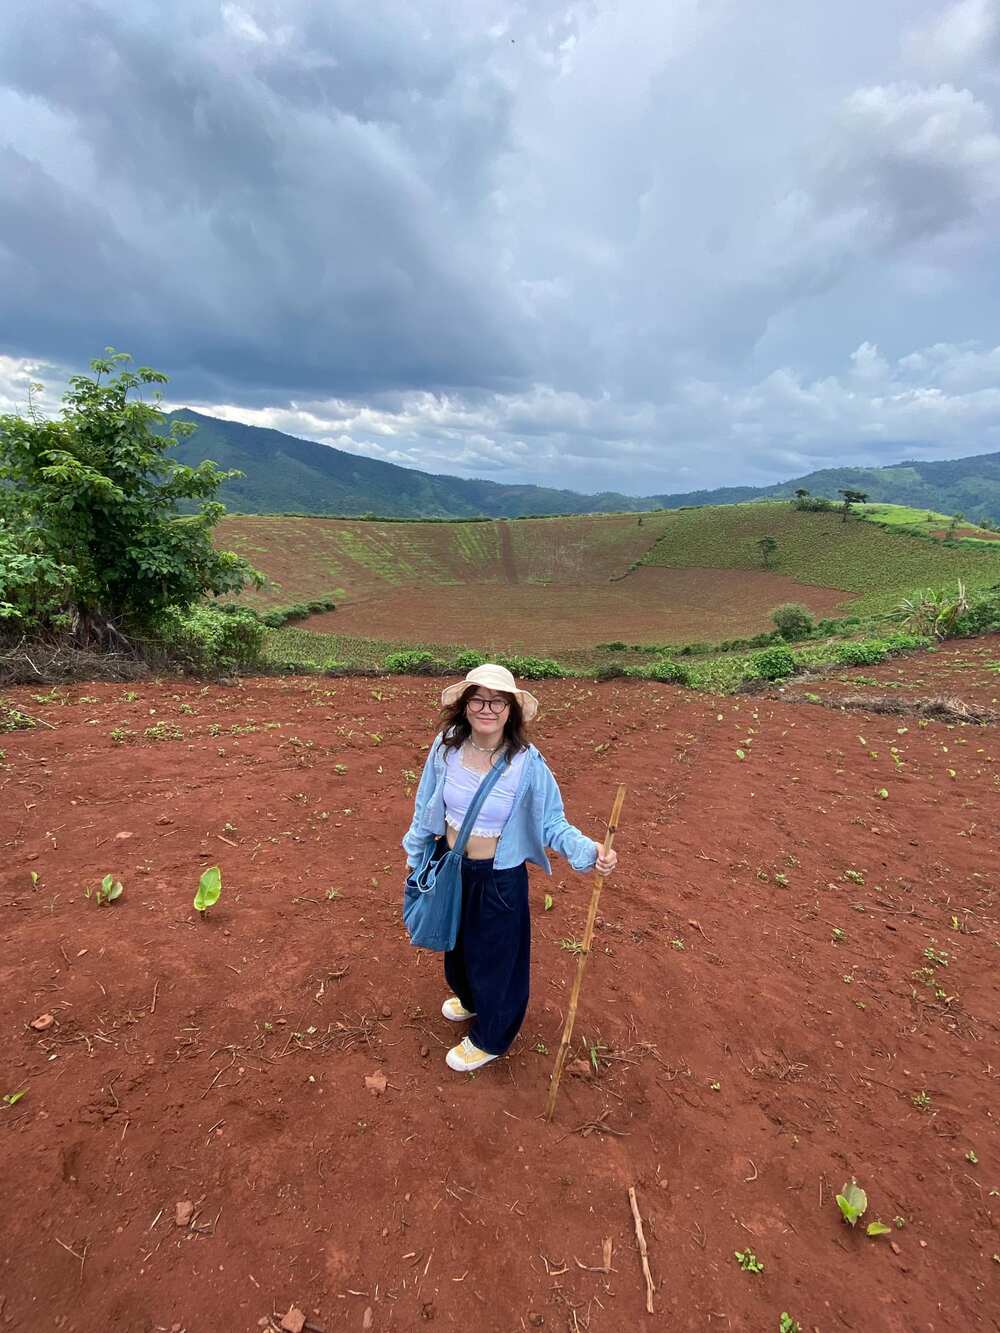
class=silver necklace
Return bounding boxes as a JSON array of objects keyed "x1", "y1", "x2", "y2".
[{"x1": 466, "y1": 736, "x2": 501, "y2": 755}]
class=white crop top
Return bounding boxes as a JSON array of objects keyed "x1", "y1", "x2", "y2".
[{"x1": 442, "y1": 744, "x2": 529, "y2": 838}]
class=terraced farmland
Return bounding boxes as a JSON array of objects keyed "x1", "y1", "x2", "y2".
[
  {"x1": 217, "y1": 503, "x2": 1000, "y2": 658},
  {"x1": 217, "y1": 510, "x2": 677, "y2": 611},
  {"x1": 639, "y1": 502, "x2": 1000, "y2": 614}
]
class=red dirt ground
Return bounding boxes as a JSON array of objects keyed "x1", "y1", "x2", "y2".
[
  {"x1": 929, "y1": 529, "x2": 1000, "y2": 542},
  {"x1": 780, "y1": 637, "x2": 1000, "y2": 713},
  {"x1": 303, "y1": 567, "x2": 850, "y2": 652},
  {"x1": 2, "y1": 649, "x2": 999, "y2": 1333}
]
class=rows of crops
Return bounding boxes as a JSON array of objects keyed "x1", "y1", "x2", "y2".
[{"x1": 639, "y1": 503, "x2": 1000, "y2": 612}]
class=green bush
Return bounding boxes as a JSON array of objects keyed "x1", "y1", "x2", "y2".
[
  {"x1": 772, "y1": 603, "x2": 814, "y2": 641},
  {"x1": 384, "y1": 650, "x2": 435, "y2": 673},
  {"x1": 749, "y1": 646, "x2": 797, "y2": 680},
  {"x1": 953, "y1": 587, "x2": 1000, "y2": 637},
  {"x1": 595, "y1": 663, "x2": 626, "y2": 681},
  {"x1": 151, "y1": 604, "x2": 265, "y2": 674},
  {"x1": 497, "y1": 653, "x2": 563, "y2": 679},
  {"x1": 453, "y1": 649, "x2": 487, "y2": 670},
  {"x1": 639, "y1": 657, "x2": 692, "y2": 684},
  {"x1": 596, "y1": 641, "x2": 628, "y2": 652},
  {"x1": 834, "y1": 639, "x2": 890, "y2": 666}
]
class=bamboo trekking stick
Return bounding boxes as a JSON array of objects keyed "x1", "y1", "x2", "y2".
[{"x1": 545, "y1": 783, "x2": 626, "y2": 1122}]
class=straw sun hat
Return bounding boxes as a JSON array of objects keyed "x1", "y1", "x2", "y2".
[{"x1": 440, "y1": 663, "x2": 539, "y2": 722}]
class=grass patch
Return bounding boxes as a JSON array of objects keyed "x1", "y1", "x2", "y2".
[{"x1": 639, "y1": 502, "x2": 1000, "y2": 614}]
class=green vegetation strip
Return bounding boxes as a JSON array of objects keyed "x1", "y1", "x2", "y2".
[{"x1": 639, "y1": 503, "x2": 1000, "y2": 613}]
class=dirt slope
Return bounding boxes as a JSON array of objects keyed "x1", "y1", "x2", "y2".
[{"x1": 1, "y1": 647, "x2": 998, "y2": 1331}]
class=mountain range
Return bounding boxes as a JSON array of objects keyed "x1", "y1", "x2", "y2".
[{"x1": 166, "y1": 409, "x2": 1000, "y2": 522}]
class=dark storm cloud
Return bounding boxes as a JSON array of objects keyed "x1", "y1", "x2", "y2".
[
  {"x1": 0, "y1": 0, "x2": 531, "y2": 397},
  {"x1": 3, "y1": 0, "x2": 1000, "y2": 492}
]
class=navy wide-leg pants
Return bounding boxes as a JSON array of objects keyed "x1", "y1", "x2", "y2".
[{"x1": 443, "y1": 854, "x2": 531, "y2": 1056}]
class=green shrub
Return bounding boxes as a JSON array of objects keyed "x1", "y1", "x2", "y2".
[
  {"x1": 641, "y1": 657, "x2": 692, "y2": 684},
  {"x1": 595, "y1": 663, "x2": 626, "y2": 681},
  {"x1": 497, "y1": 653, "x2": 563, "y2": 679},
  {"x1": 597, "y1": 641, "x2": 628, "y2": 652},
  {"x1": 879, "y1": 632, "x2": 931, "y2": 651},
  {"x1": 953, "y1": 587, "x2": 1000, "y2": 637},
  {"x1": 453, "y1": 649, "x2": 487, "y2": 670},
  {"x1": 834, "y1": 639, "x2": 890, "y2": 666},
  {"x1": 151, "y1": 604, "x2": 265, "y2": 674},
  {"x1": 749, "y1": 646, "x2": 797, "y2": 680},
  {"x1": 772, "y1": 603, "x2": 814, "y2": 641},
  {"x1": 384, "y1": 649, "x2": 435, "y2": 673}
]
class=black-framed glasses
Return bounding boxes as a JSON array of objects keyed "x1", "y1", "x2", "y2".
[{"x1": 467, "y1": 696, "x2": 509, "y2": 714}]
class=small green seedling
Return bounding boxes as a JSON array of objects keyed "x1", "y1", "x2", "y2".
[
  {"x1": 585, "y1": 1039, "x2": 606, "y2": 1073},
  {"x1": 30, "y1": 870, "x2": 39, "y2": 888},
  {"x1": 544, "y1": 893, "x2": 554, "y2": 911},
  {"x1": 844, "y1": 869, "x2": 865, "y2": 885},
  {"x1": 866, "y1": 1220, "x2": 892, "y2": 1237},
  {"x1": 735, "y1": 1248, "x2": 763, "y2": 1274},
  {"x1": 893, "y1": 1216, "x2": 906, "y2": 1229},
  {"x1": 877, "y1": 788, "x2": 889, "y2": 800},
  {"x1": 966, "y1": 1149, "x2": 979, "y2": 1165},
  {"x1": 534, "y1": 1041, "x2": 548, "y2": 1055},
  {"x1": 779, "y1": 1317, "x2": 801, "y2": 1333},
  {"x1": 2, "y1": 1090, "x2": 26, "y2": 1108},
  {"x1": 831, "y1": 927, "x2": 845, "y2": 943},
  {"x1": 194, "y1": 865, "x2": 222, "y2": 916},
  {"x1": 560, "y1": 937, "x2": 586, "y2": 955},
  {"x1": 85, "y1": 874, "x2": 123, "y2": 906},
  {"x1": 325, "y1": 888, "x2": 341, "y2": 901},
  {"x1": 836, "y1": 1179, "x2": 868, "y2": 1227},
  {"x1": 912, "y1": 1089, "x2": 932, "y2": 1111}
]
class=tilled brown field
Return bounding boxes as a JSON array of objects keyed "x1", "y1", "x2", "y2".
[
  {"x1": 2, "y1": 644, "x2": 999, "y2": 1332},
  {"x1": 303, "y1": 567, "x2": 849, "y2": 652}
]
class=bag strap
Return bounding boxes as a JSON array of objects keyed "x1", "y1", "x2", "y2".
[{"x1": 450, "y1": 755, "x2": 510, "y2": 858}]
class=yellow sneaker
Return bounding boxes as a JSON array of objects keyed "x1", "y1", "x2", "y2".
[
  {"x1": 441, "y1": 996, "x2": 476, "y2": 1022},
  {"x1": 446, "y1": 1036, "x2": 498, "y2": 1072}
]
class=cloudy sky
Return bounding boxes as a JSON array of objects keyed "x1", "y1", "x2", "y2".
[{"x1": 3, "y1": 0, "x2": 1000, "y2": 496}]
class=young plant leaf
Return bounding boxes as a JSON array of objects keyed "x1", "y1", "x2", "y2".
[
  {"x1": 194, "y1": 865, "x2": 222, "y2": 913},
  {"x1": 544, "y1": 894, "x2": 554, "y2": 911},
  {"x1": 866, "y1": 1221, "x2": 891, "y2": 1237},
  {"x1": 835, "y1": 1180, "x2": 868, "y2": 1226},
  {"x1": 2, "y1": 1090, "x2": 26, "y2": 1107}
]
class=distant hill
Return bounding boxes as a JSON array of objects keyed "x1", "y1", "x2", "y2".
[{"x1": 166, "y1": 409, "x2": 1000, "y2": 521}]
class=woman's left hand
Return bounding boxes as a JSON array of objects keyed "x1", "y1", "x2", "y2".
[{"x1": 593, "y1": 845, "x2": 618, "y2": 877}]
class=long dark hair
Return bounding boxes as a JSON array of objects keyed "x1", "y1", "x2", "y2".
[{"x1": 439, "y1": 685, "x2": 529, "y2": 762}]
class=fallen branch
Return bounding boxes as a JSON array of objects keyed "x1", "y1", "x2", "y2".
[{"x1": 627, "y1": 1186, "x2": 655, "y2": 1315}]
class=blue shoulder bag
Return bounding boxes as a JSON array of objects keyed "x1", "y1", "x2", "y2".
[{"x1": 403, "y1": 750, "x2": 509, "y2": 953}]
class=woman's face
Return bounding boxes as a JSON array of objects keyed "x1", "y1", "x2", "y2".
[{"x1": 464, "y1": 687, "x2": 511, "y2": 744}]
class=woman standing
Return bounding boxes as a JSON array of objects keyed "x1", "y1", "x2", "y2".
[{"x1": 402, "y1": 664, "x2": 617, "y2": 1073}]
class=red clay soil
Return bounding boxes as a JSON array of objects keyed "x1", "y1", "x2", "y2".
[
  {"x1": 2, "y1": 653, "x2": 999, "y2": 1333},
  {"x1": 304, "y1": 567, "x2": 851, "y2": 652},
  {"x1": 781, "y1": 636, "x2": 1000, "y2": 712},
  {"x1": 929, "y1": 528, "x2": 1000, "y2": 542}
]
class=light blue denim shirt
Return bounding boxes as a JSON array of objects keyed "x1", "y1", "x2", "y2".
[{"x1": 402, "y1": 735, "x2": 599, "y2": 874}]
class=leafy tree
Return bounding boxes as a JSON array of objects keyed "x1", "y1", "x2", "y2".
[
  {"x1": 772, "y1": 603, "x2": 814, "y2": 640},
  {"x1": 0, "y1": 351, "x2": 260, "y2": 647},
  {"x1": 756, "y1": 535, "x2": 779, "y2": 568},
  {"x1": 946, "y1": 511, "x2": 965, "y2": 538},
  {"x1": 793, "y1": 488, "x2": 810, "y2": 504},
  {"x1": 838, "y1": 488, "x2": 869, "y2": 523}
]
